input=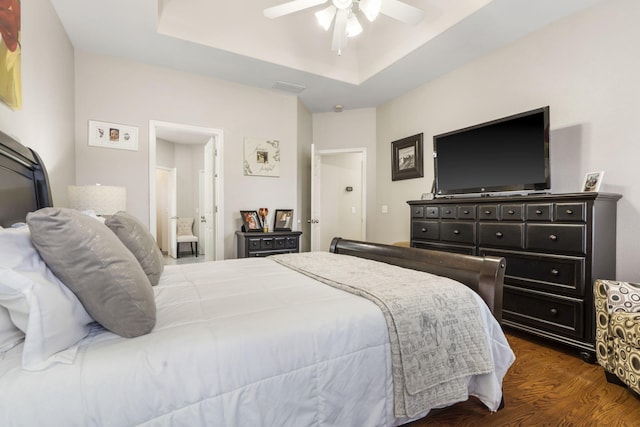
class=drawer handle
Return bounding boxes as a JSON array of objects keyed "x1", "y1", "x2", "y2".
[
  {"x1": 495, "y1": 232, "x2": 504, "y2": 238},
  {"x1": 445, "y1": 210, "x2": 452, "y2": 215},
  {"x1": 453, "y1": 229, "x2": 460, "y2": 235},
  {"x1": 549, "y1": 234, "x2": 558, "y2": 241},
  {"x1": 535, "y1": 209, "x2": 543, "y2": 215},
  {"x1": 463, "y1": 210, "x2": 470, "y2": 215},
  {"x1": 551, "y1": 269, "x2": 559, "y2": 276},
  {"x1": 421, "y1": 227, "x2": 428, "y2": 233},
  {"x1": 566, "y1": 209, "x2": 574, "y2": 215},
  {"x1": 507, "y1": 210, "x2": 515, "y2": 215},
  {"x1": 484, "y1": 210, "x2": 491, "y2": 215},
  {"x1": 550, "y1": 308, "x2": 558, "y2": 316}
]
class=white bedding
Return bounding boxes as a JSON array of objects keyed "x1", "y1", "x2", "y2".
[{"x1": 0, "y1": 257, "x2": 514, "y2": 426}]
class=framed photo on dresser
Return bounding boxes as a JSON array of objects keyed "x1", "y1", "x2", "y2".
[
  {"x1": 240, "y1": 210, "x2": 261, "y2": 232},
  {"x1": 274, "y1": 209, "x2": 293, "y2": 231}
]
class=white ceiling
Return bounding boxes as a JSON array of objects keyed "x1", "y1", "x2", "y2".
[{"x1": 50, "y1": 0, "x2": 602, "y2": 113}]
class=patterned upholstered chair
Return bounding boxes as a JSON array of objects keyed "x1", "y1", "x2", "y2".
[
  {"x1": 594, "y1": 279, "x2": 640, "y2": 395},
  {"x1": 176, "y1": 217, "x2": 198, "y2": 258}
]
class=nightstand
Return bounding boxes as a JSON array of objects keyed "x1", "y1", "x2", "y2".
[{"x1": 235, "y1": 231, "x2": 302, "y2": 258}]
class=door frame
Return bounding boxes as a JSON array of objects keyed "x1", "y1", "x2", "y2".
[
  {"x1": 311, "y1": 146, "x2": 367, "y2": 251},
  {"x1": 149, "y1": 120, "x2": 224, "y2": 261}
]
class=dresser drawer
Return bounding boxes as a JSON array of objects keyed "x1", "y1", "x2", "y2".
[
  {"x1": 526, "y1": 224, "x2": 586, "y2": 254},
  {"x1": 503, "y1": 287, "x2": 584, "y2": 339},
  {"x1": 526, "y1": 203, "x2": 552, "y2": 221},
  {"x1": 478, "y1": 223, "x2": 524, "y2": 249},
  {"x1": 274, "y1": 237, "x2": 287, "y2": 250},
  {"x1": 478, "y1": 205, "x2": 498, "y2": 220},
  {"x1": 440, "y1": 206, "x2": 456, "y2": 218},
  {"x1": 440, "y1": 222, "x2": 475, "y2": 244},
  {"x1": 457, "y1": 205, "x2": 476, "y2": 220},
  {"x1": 285, "y1": 236, "x2": 298, "y2": 249},
  {"x1": 411, "y1": 206, "x2": 425, "y2": 218},
  {"x1": 248, "y1": 238, "x2": 261, "y2": 251},
  {"x1": 501, "y1": 204, "x2": 524, "y2": 221},
  {"x1": 425, "y1": 206, "x2": 439, "y2": 218},
  {"x1": 412, "y1": 220, "x2": 439, "y2": 240},
  {"x1": 260, "y1": 238, "x2": 275, "y2": 250},
  {"x1": 555, "y1": 203, "x2": 586, "y2": 222},
  {"x1": 482, "y1": 250, "x2": 586, "y2": 296}
]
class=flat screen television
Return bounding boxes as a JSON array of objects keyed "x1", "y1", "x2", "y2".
[{"x1": 433, "y1": 106, "x2": 550, "y2": 197}]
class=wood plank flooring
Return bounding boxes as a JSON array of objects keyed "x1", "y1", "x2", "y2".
[{"x1": 407, "y1": 330, "x2": 640, "y2": 426}]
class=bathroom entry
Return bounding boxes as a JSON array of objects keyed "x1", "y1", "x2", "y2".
[{"x1": 149, "y1": 121, "x2": 223, "y2": 262}]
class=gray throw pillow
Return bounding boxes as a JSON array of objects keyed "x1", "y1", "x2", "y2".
[
  {"x1": 26, "y1": 208, "x2": 156, "y2": 338},
  {"x1": 105, "y1": 211, "x2": 164, "y2": 286}
]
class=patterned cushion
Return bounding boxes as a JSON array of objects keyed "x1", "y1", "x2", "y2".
[
  {"x1": 600, "y1": 279, "x2": 640, "y2": 313},
  {"x1": 610, "y1": 312, "x2": 640, "y2": 348}
]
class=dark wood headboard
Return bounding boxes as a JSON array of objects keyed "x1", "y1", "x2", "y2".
[
  {"x1": 0, "y1": 130, "x2": 52, "y2": 227},
  {"x1": 330, "y1": 237, "x2": 506, "y2": 323}
]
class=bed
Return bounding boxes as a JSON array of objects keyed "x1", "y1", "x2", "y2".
[{"x1": 0, "y1": 131, "x2": 515, "y2": 426}]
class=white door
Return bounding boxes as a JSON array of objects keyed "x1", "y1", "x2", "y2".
[
  {"x1": 167, "y1": 167, "x2": 178, "y2": 259},
  {"x1": 203, "y1": 137, "x2": 215, "y2": 261},
  {"x1": 310, "y1": 146, "x2": 366, "y2": 252}
]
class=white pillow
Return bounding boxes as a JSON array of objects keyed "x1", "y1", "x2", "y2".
[
  {"x1": 0, "y1": 226, "x2": 94, "y2": 370},
  {"x1": 0, "y1": 306, "x2": 23, "y2": 353}
]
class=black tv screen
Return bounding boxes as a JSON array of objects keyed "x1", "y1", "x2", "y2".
[{"x1": 433, "y1": 106, "x2": 550, "y2": 196}]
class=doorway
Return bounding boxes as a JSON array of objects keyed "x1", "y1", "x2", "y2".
[
  {"x1": 310, "y1": 146, "x2": 366, "y2": 252},
  {"x1": 149, "y1": 121, "x2": 224, "y2": 261}
]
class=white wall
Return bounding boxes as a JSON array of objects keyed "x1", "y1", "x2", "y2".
[
  {"x1": 0, "y1": 0, "x2": 75, "y2": 207},
  {"x1": 312, "y1": 108, "x2": 377, "y2": 240},
  {"x1": 73, "y1": 51, "x2": 301, "y2": 259},
  {"x1": 373, "y1": 0, "x2": 640, "y2": 281}
]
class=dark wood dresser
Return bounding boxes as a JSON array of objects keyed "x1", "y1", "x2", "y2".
[
  {"x1": 408, "y1": 192, "x2": 621, "y2": 361},
  {"x1": 236, "y1": 231, "x2": 302, "y2": 258}
]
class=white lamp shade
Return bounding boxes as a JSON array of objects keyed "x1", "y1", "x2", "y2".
[
  {"x1": 346, "y1": 12, "x2": 362, "y2": 37},
  {"x1": 359, "y1": 0, "x2": 381, "y2": 22},
  {"x1": 315, "y1": 5, "x2": 336, "y2": 30},
  {"x1": 68, "y1": 185, "x2": 126, "y2": 216}
]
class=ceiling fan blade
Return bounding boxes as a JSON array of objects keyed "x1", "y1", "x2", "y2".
[
  {"x1": 380, "y1": 0, "x2": 424, "y2": 25},
  {"x1": 264, "y1": 0, "x2": 328, "y2": 19},
  {"x1": 331, "y1": 8, "x2": 349, "y2": 51}
]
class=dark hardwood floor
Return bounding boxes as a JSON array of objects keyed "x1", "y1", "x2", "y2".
[{"x1": 407, "y1": 330, "x2": 640, "y2": 426}]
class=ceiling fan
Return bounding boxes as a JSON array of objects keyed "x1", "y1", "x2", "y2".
[{"x1": 263, "y1": 0, "x2": 425, "y2": 53}]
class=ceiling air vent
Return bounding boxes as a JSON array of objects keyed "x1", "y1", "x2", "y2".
[{"x1": 272, "y1": 81, "x2": 306, "y2": 94}]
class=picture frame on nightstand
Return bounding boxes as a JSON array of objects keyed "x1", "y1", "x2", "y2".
[
  {"x1": 273, "y1": 209, "x2": 293, "y2": 231},
  {"x1": 240, "y1": 210, "x2": 261, "y2": 232}
]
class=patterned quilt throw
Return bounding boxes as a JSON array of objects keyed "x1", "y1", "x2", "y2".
[{"x1": 271, "y1": 251, "x2": 493, "y2": 418}]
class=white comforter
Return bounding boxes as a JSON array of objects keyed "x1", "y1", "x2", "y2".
[{"x1": 0, "y1": 257, "x2": 514, "y2": 426}]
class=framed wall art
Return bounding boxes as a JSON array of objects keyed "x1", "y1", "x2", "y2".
[
  {"x1": 0, "y1": 0, "x2": 21, "y2": 110},
  {"x1": 244, "y1": 138, "x2": 280, "y2": 177},
  {"x1": 582, "y1": 171, "x2": 604, "y2": 192},
  {"x1": 88, "y1": 120, "x2": 139, "y2": 151},
  {"x1": 273, "y1": 209, "x2": 293, "y2": 231},
  {"x1": 240, "y1": 210, "x2": 261, "y2": 232},
  {"x1": 391, "y1": 133, "x2": 423, "y2": 181}
]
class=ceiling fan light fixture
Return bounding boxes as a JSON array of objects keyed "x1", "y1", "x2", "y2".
[
  {"x1": 332, "y1": 0, "x2": 353, "y2": 10},
  {"x1": 359, "y1": 0, "x2": 381, "y2": 22},
  {"x1": 315, "y1": 5, "x2": 337, "y2": 31},
  {"x1": 346, "y1": 12, "x2": 362, "y2": 37}
]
